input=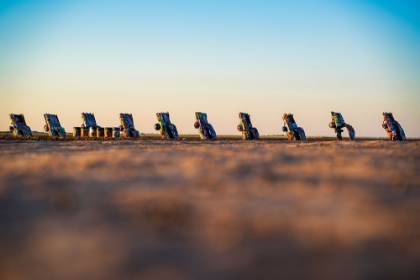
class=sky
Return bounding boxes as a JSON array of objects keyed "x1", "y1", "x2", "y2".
[{"x1": 0, "y1": 0, "x2": 419, "y2": 137}]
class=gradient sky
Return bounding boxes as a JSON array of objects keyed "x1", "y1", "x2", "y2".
[{"x1": 1, "y1": 0, "x2": 419, "y2": 137}]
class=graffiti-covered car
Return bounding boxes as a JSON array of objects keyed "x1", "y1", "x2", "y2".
[
  {"x1": 329, "y1": 112, "x2": 355, "y2": 140},
  {"x1": 80, "y1": 112, "x2": 102, "y2": 137},
  {"x1": 44, "y1": 114, "x2": 66, "y2": 137},
  {"x1": 194, "y1": 112, "x2": 217, "y2": 140},
  {"x1": 81, "y1": 112, "x2": 100, "y2": 128},
  {"x1": 282, "y1": 113, "x2": 306, "y2": 140},
  {"x1": 119, "y1": 113, "x2": 140, "y2": 138},
  {"x1": 382, "y1": 112, "x2": 406, "y2": 141},
  {"x1": 154, "y1": 112, "x2": 179, "y2": 139},
  {"x1": 9, "y1": 114, "x2": 32, "y2": 136},
  {"x1": 237, "y1": 112, "x2": 259, "y2": 140}
]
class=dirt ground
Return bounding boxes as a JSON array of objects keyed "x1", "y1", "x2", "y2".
[{"x1": 1, "y1": 139, "x2": 420, "y2": 280}]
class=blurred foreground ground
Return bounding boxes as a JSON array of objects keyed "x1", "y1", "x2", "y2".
[{"x1": 0, "y1": 140, "x2": 420, "y2": 280}]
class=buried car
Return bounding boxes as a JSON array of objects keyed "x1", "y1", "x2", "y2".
[
  {"x1": 44, "y1": 114, "x2": 66, "y2": 137},
  {"x1": 81, "y1": 112, "x2": 100, "y2": 128},
  {"x1": 119, "y1": 113, "x2": 140, "y2": 138},
  {"x1": 194, "y1": 112, "x2": 217, "y2": 140},
  {"x1": 9, "y1": 113, "x2": 32, "y2": 136},
  {"x1": 382, "y1": 112, "x2": 406, "y2": 141},
  {"x1": 154, "y1": 112, "x2": 179, "y2": 139},
  {"x1": 329, "y1": 111, "x2": 355, "y2": 140},
  {"x1": 80, "y1": 112, "x2": 102, "y2": 137},
  {"x1": 282, "y1": 113, "x2": 306, "y2": 140},
  {"x1": 237, "y1": 112, "x2": 259, "y2": 140}
]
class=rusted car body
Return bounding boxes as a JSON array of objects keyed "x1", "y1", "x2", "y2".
[
  {"x1": 194, "y1": 112, "x2": 217, "y2": 140},
  {"x1": 329, "y1": 112, "x2": 355, "y2": 140},
  {"x1": 119, "y1": 113, "x2": 140, "y2": 138},
  {"x1": 282, "y1": 113, "x2": 306, "y2": 140},
  {"x1": 154, "y1": 112, "x2": 179, "y2": 139},
  {"x1": 44, "y1": 114, "x2": 66, "y2": 137},
  {"x1": 9, "y1": 114, "x2": 32, "y2": 136},
  {"x1": 382, "y1": 112, "x2": 406, "y2": 141},
  {"x1": 80, "y1": 113, "x2": 101, "y2": 137},
  {"x1": 81, "y1": 113, "x2": 100, "y2": 128},
  {"x1": 237, "y1": 112, "x2": 259, "y2": 140}
]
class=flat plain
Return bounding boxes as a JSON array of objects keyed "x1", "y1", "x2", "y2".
[{"x1": 1, "y1": 138, "x2": 420, "y2": 279}]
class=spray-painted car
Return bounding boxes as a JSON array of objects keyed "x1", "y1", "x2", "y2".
[
  {"x1": 44, "y1": 114, "x2": 66, "y2": 137},
  {"x1": 282, "y1": 113, "x2": 306, "y2": 140},
  {"x1": 329, "y1": 111, "x2": 355, "y2": 140},
  {"x1": 81, "y1": 112, "x2": 100, "y2": 128},
  {"x1": 194, "y1": 112, "x2": 217, "y2": 140},
  {"x1": 119, "y1": 113, "x2": 140, "y2": 138},
  {"x1": 237, "y1": 112, "x2": 259, "y2": 140},
  {"x1": 154, "y1": 112, "x2": 179, "y2": 139},
  {"x1": 382, "y1": 112, "x2": 406, "y2": 141},
  {"x1": 9, "y1": 114, "x2": 32, "y2": 136}
]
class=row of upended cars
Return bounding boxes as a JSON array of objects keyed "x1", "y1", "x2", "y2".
[{"x1": 8, "y1": 111, "x2": 406, "y2": 141}]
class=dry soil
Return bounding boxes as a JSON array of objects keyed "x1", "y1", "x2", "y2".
[{"x1": 1, "y1": 139, "x2": 419, "y2": 280}]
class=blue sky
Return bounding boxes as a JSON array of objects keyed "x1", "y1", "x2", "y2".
[{"x1": 1, "y1": 0, "x2": 419, "y2": 137}]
